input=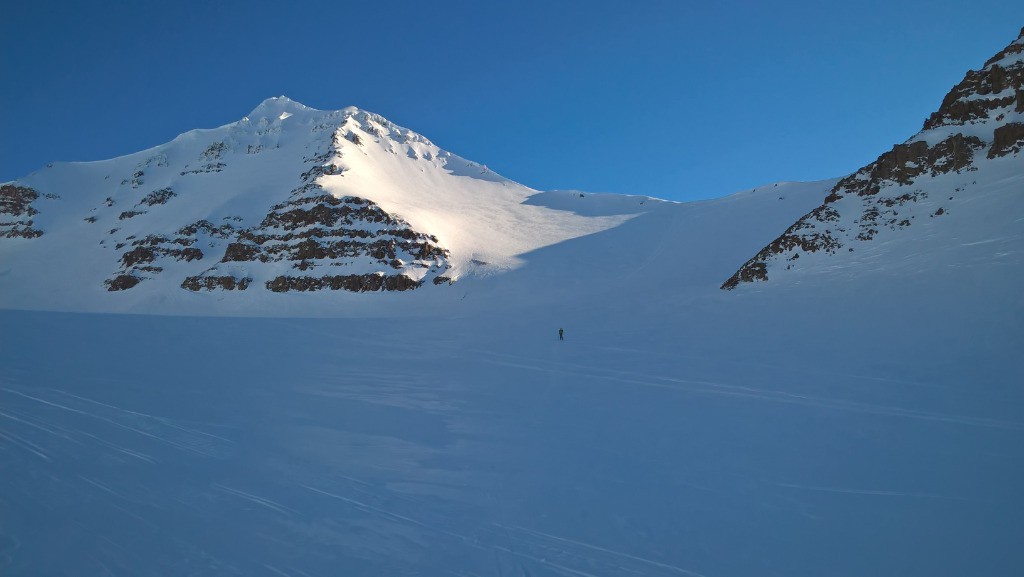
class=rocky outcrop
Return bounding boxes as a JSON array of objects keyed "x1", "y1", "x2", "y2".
[
  {"x1": 181, "y1": 142, "x2": 228, "y2": 175},
  {"x1": 1, "y1": 184, "x2": 44, "y2": 238},
  {"x1": 139, "y1": 188, "x2": 176, "y2": 206},
  {"x1": 185, "y1": 126, "x2": 450, "y2": 292},
  {"x1": 723, "y1": 28, "x2": 1024, "y2": 290},
  {"x1": 924, "y1": 28, "x2": 1024, "y2": 130},
  {"x1": 988, "y1": 122, "x2": 1024, "y2": 158},
  {"x1": 220, "y1": 194, "x2": 447, "y2": 269},
  {"x1": 104, "y1": 221, "x2": 234, "y2": 291},
  {"x1": 266, "y1": 273, "x2": 422, "y2": 292},
  {"x1": 720, "y1": 132, "x2": 986, "y2": 290},
  {"x1": 181, "y1": 275, "x2": 251, "y2": 291}
]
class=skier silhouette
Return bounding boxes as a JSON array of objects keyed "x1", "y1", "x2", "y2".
[{"x1": 558, "y1": 328, "x2": 564, "y2": 341}]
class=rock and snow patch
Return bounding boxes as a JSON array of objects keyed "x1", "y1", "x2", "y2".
[{"x1": 722, "y1": 27, "x2": 1024, "y2": 290}]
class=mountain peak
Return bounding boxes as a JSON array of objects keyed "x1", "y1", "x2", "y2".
[
  {"x1": 983, "y1": 26, "x2": 1024, "y2": 68},
  {"x1": 245, "y1": 96, "x2": 317, "y2": 121}
]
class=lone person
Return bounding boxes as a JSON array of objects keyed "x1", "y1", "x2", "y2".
[{"x1": 558, "y1": 328, "x2": 564, "y2": 341}]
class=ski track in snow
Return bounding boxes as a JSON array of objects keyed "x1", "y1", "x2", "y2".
[
  {"x1": 774, "y1": 483, "x2": 965, "y2": 501},
  {"x1": 463, "y1": 349, "x2": 1024, "y2": 431},
  {"x1": 0, "y1": 386, "x2": 233, "y2": 459},
  {"x1": 1, "y1": 308, "x2": 1020, "y2": 576}
]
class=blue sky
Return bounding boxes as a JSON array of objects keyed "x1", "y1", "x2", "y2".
[{"x1": 1, "y1": 0, "x2": 1020, "y2": 201}]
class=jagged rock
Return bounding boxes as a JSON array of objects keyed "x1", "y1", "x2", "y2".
[
  {"x1": 120, "y1": 246, "x2": 157, "y2": 268},
  {"x1": 983, "y1": 26, "x2": 1024, "y2": 67},
  {"x1": 139, "y1": 188, "x2": 176, "y2": 206},
  {"x1": 219, "y1": 193, "x2": 448, "y2": 270},
  {"x1": 181, "y1": 275, "x2": 251, "y2": 291},
  {"x1": 925, "y1": 67, "x2": 1024, "y2": 130},
  {"x1": 105, "y1": 274, "x2": 141, "y2": 291},
  {"x1": 721, "y1": 262, "x2": 767, "y2": 290},
  {"x1": 177, "y1": 219, "x2": 235, "y2": 238},
  {"x1": 222, "y1": 242, "x2": 261, "y2": 262},
  {"x1": 181, "y1": 163, "x2": 225, "y2": 175},
  {"x1": 266, "y1": 273, "x2": 422, "y2": 293},
  {"x1": 106, "y1": 233, "x2": 205, "y2": 290},
  {"x1": 201, "y1": 141, "x2": 228, "y2": 160},
  {"x1": 988, "y1": 122, "x2": 1024, "y2": 158},
  {"x1": 121, "y1": 170, "x2": 145, "y2": 188},
  {"x1": 118, "y1": 210, "x2": 146, "y2": 220},
  {"x1": 0, "y1": 184, "x2": 44, "y2": 238}
]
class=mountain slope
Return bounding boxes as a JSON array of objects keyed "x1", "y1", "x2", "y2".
[
  {"x1": 722, "y1": 27, "x2": 1024, "y2": 289},
  {"x1": 0, "y1": 98, "x2": 650, "y2": 312},
  {"x1": 1, "y1": 97, "x2": 841, "y2": 315}
]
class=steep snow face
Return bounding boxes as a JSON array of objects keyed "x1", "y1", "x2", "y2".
[
  {"x1": 315, "y1": 108, "x2": 638, "y2": 276},
  {"x1": 722, "y1": 27, "x2": 1024, "y2": 290}
]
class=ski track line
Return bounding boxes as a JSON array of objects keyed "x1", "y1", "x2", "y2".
[
  {"x1": 5, "y1": 404, "x2": 156, "y2": 463},
  {"x1": 475, "y1": 347, "x2": 913, "y2": 401},
  {"x1": 1, "y1": 388, "x2": 222, "y2": 457},
  {"x1": 77, "y1": 475, "x2": 125, "y2": 499},
  {"x1": 467, "y1": 353, "x2": 1024, "y2": 431},
  {"x1": 0, "y1": 428, "x2": 51, "y2": 462},
  {"x1": 776, "y1": 483, "x2": 967, "y2": 501},
  {"x1": 212, "y1": 483, "x2": 300, "y2": 517},
  {"x1": 263, "y1": 564, "x2": 298, "y2": 577},
  {"x1": 301, "y1": 484, "x2": 476, "y2": 545},
  {"x1": 497, "y1": 524, "x2": 710, "y2": 577},
  {"x1": 44, "y1": 469, "x2": 162, "y2": 531},
  {"x1": 489, "y1": 545, "x2": 603, "y2": 577},
  {"x1": 52, "y1": 389, "x2": 236, "y2": 444},
  {"x1": 0, "y1": 409, "x2": 64, "y2": 437},
  {"x1": 60, "y1": 420, "x2": 157, "y2": 463},
  {"x1": 589, "y1": 344, "x2": 951, "y2": 391}
]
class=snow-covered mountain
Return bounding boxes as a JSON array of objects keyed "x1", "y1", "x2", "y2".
[
  {"x1": 4, "y1": 29, "x2": 1022, "y2": 314},
  {"x1": 721, "y1": 27, "x2": 1024, "y2": 290},
  {"x1": 1, "y1": 96, "x2": 841, "y2": 315},
  {"x1": 1, "y1": 98, "x2": 632, "y2": 308}
]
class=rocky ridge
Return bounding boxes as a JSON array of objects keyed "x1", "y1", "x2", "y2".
[{"x1": 722, "y1": 27, "x2": 1024, "y2": 289}]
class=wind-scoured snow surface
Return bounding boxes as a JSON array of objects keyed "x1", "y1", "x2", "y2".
[
  {"x1": 2, "y1": 169, "x2": 1024, "y2": 574},
  {"x1": 1, "y1": 265, "x2": 1022, "y2": 576}
]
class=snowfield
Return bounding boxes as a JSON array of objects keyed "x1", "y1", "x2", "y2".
[
  {"x1": 1, "y1": 240, "x2": 1022, "y2": 576},
  {"x1": 2, "y1": 30, "x2": 1024, "y2": 573}
]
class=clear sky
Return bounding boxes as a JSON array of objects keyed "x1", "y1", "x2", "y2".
[{"x1": 1, "y1": 0, "x2": 1020, "y2": 201}]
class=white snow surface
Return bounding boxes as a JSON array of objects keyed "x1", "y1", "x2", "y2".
[{"x1": 1, "y1": 97, "x2": 1023, "y2": 576}]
